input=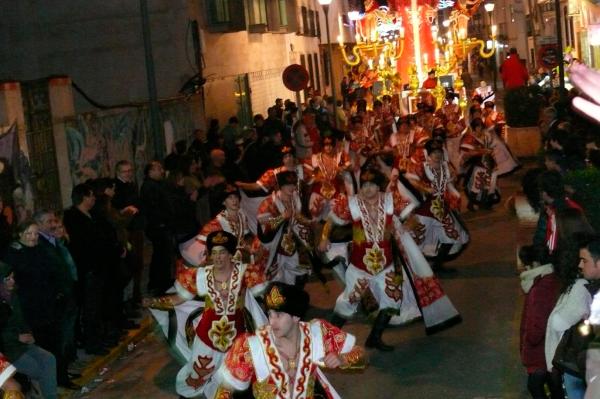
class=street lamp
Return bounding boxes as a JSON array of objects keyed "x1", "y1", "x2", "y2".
[
  {"x1": 484, "y1": 2, "x2": 498, "y2": 92},
  {"x1": 319, "y1": 0, "x2": 338, "y2": 128}
]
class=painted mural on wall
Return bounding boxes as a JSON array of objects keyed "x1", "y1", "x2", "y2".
[
  {"x1": 0, "y1": 122, "x2": 34, "y2": 218},
  {"x1": 65, "y1": 99, "x2": 196, "y2": 185}
]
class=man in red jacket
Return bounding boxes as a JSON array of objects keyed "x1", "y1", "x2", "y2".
[{"x1": 500, "y1": 48, "x2": 529, "y2": 90}]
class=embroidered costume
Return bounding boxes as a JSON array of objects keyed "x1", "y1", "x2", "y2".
[
  {"x1": 215, "y1": 283, "x2": 363, "y2": 399},
  {"x1": 409, "y1": 160, "x2": 469, "y2": 257},
  {"x1": 257, "y1": 172, "x2": 312, "y2": 285},
  {"x1": 216, "y1": 321, "x2": 356, "y2": 399},
  {"x1": 305, "y1": 138, "x2": 351, "y2": 221},
  {"x1": 179, "y1": 208, "x2": 252, "y2": 267},
  {"x1": 150, "y1": 231, "x2": 267, "y2": 399},
  {"x1": 0, "y1": 353, "x2": 16, "y2": 389}
]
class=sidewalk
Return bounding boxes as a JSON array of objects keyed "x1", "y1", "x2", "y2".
[{"x1": 60, "y1": 316, "x2": 154, "y2": 399}]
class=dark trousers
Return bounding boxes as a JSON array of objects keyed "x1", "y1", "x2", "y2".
[
  {"x1": 81, "y1": 271, "x2": 105, "y2": 350},
  {"x1": 527, "y1": 369, "x2": 565, "y2": 399},
  {"x1": 103, "y1": 259, "x2": 127, "y2": 332},
  {"x1": 127, "y1": 229, "x2": 145, "y2": 303},
  {"x1": 58, "y1": 295, "x2": 78, "y2": 363},
  {"x1": 145, "y1": 227, "x2": 174, "y2": 295},
  {"x1": 31, "y1": 321, "x2": 69, "y2": 384}
]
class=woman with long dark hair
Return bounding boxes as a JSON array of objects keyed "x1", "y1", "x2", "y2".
[{"x1": 545, "y1": 208, "x2": 596, "y2": 399}]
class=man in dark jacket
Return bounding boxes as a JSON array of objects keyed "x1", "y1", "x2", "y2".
[
  {"x1": 140, "y1": 161, "x2": 175, "y2": 295},
  {"x1": 113, "y1": 160, "x2": 145, "y2": 304},
  {"x1": 63, "y1": 183, "x2": 108, "y2": 355},
  {"x1": 34, "y1": 209, "x2": 79, "y2": 388}
]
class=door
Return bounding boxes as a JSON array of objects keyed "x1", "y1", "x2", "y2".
[
  {"x1": 21, "y1": 79, "x2": 62, "y2": 210},
  {"x1": 235, "y1": 74, "x2": 253, "y2": 127}
]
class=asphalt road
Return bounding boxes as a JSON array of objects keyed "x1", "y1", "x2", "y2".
[{"x1": 76, "y1": 166, "x2": 532, "y2": 399}]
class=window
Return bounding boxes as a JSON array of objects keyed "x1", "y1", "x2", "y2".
[
  {"x1": 208, "y1": 0, "x2": 230, "y2": 24},
  {"x1": 278, "y1": 0, "x2": 288, "y2": 26},
  {"x1": 307, "y1": 54, "x2": 315, "y2": 91},
  {"x1": 247, "y1": 0, "x2": 267, "y2": 25},
  {"x1": 323, "y1": 51, "x2": 330, "y2": 86},
  {"x1": 313, "y1": 53, "x2": 321, "y2": 92},
  {"x1": 205, "y1": 0, "x2": 246, "y2": 32},
  {"x1": 316, "y1": 11, "x2": 321, "y2": 38},
  {"x1": 266, "y1": 0, "x2": 296, "y2": 33},
  {"x1": 301, "y1": 6, "x2": 308, "y2": 34},
  {"x1": 300, "y1": 54, "x2": 308, "y2": 99},
  {"x1": 309, "y1": 10, "x2": 316, "y2": 36}
]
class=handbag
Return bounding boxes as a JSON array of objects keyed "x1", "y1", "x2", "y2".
[{"x1": 552, "y1": 319, "x2": 595, "y2": 379}]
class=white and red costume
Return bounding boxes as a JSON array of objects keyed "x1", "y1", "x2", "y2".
[
  {"x1": 328, "y1": 192, "x2": 404, "y2": 317},
  {"x1": 0, "y1": 353, "x2": 16, "y2": 388},
  {"x1": 169, "y1": 260, "x2": 267, "y2": 398},
  {"x1": 215, "y1": 320, "x2": 358, "y2": 399},
  {"x1": 257, "y1": 191, "x2": 312, "y2": 284},
  {"x1": 305, "y1": 151, "x2": 351, "y2": 220},
  {"x1": 409, "y1": 160, "x2": 469, "y2": 257},
  {"x1": 240, "y1": 164, "x2": 306, "y2": 236},
  {"x1": 179, "y1": 209, "x2": 253, "y2": 267}
]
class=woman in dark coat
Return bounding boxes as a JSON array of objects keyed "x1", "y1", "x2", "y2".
[
  {"x1": 0, "y1": 257, "x2": 57, "y2": 398},
  {"x1": 3, "y1": 221, "x2": 59, "y2": 358}
]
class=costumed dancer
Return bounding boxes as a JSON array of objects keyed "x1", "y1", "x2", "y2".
[
  {"x1": 215, "y1": 283, "x2": 365, "y2": 398},
  {"x1": 305, "y1": 135, "x2": 352, "y2": 221},
  {"x1": 407, "y1": 141, "x2": 469, "y2": 273},
  {"x1": 165, "y1": 185, "x2": 265, "y2": 360},
  {"x1": 481, "y1": 102, "x2": 520, "y2": 176},
  {"x1": 346, "y1": 115, "x2": 373, "y2": 190},
  {"x1": 179, "y1": 184, "x2": 255, "y2": 267},
  {"x1": 386, "y1": 117, "x2": 419, "y2": 173},
  {"x1": 435, "y1": 92, "x2": 466, "y2": 172},
  {"x1": 369, "y1": 100, "x2": 396, "y2": 149},
  {"x1": 459, "y1": 117, "x2": 494, "y2": 211},
  {"x1": 318, "y1": 169, "x2": 405, "y2": 351},
  {"x1": 256, "y1": 171, "x2": 313, "y2": 285},
  {"x1": 465, "y1": 154, "x2": 501, "y2": 210},
  {"x1": 235, "y1": 146, "x2": 305, "y2": 234},
  {"x1": 473, "y1": 80, "x2": 495, "y2": 103},
  {"x1": 144, "y1": 231, "x2": 267, "y2": 399},
  {"x1": 292, "y1": 109, "x2": 320, "y2": 162}
]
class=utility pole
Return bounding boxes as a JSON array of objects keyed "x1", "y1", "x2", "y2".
[
  {"x1": 319, "y1": 0, "x2": 338, "y2": 128},
  {"x1": 554, "y1": 0, "x2": 565, "y2": 102},
  {"x1": 140, "y1": 0, "x2": 165, "y2": 158}
]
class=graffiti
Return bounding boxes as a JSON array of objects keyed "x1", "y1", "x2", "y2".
[{"x1": 65, "y1": 100, "x2": 195, "y2": 185}]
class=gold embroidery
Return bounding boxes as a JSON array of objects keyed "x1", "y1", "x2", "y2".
[
  {"x1": 320, "y1": 181, "x2": 336, "y2": 200},
  {"x1": 363, "y1": 243, "x2": 386, "y2": 275},
  {"x1": 213, "y1": 232, "x2": 229, "y2": 244},
  {"x1": 252, "y1": 380, "x2": 278, "y2": 399},
  {"x1": 281, "y1": 231, "x2": 296, "y2": 255},
  {"x1": 430, "y1": 197, "x2": 445, "y2": 221},
  {"x1": 208, "y1": 315, "x2": 237, "y2": 352},
  {"x1": 266, "y1": 286, "x2": 285, "y2": 308}
]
